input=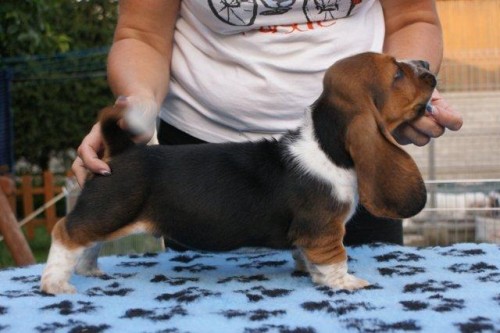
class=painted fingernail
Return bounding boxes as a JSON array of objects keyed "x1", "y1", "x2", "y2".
[
  {"x1": 426, "y1": 103, "x2": 435, "y2": 114},
  {"x1": 100, "y1": 170, "x2": 111, "y2": 176}
]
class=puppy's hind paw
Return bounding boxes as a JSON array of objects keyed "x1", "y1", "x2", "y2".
[{"x1": 41, "y1": 279, "x2": 77, "y2": 295}]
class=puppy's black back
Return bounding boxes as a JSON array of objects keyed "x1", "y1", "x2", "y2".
[
  {"x1": 67, "y1": 106, "x2": 333, "y2": 251},
  {"x1": 67, "y1": 139, "x2": 296, "y2": 250}
]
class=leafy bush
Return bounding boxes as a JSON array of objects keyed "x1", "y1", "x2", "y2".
[{"x1": 1, "y1": 0, "x2": 118, "y2": 169}]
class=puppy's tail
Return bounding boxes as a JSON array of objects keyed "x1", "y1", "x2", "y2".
[{"x1": 99, "y1": 105, "x2": 135, "y2": 159}]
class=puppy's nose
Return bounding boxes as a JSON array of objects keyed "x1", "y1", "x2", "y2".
[{"x1": 417, "y1": 60, "x2": 430, "y2": 70}]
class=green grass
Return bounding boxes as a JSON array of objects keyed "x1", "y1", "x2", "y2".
[{"x1": 0, "y1": 226, "x2": 51, "y2": 268}]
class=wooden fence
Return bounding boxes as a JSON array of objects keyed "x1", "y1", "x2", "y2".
[
  {"x1": 1, "y1": 171, "x2": 68, "y2": 266},
  {"x1": 9, "y1": 171, "x2": 67, "y2": 239}
]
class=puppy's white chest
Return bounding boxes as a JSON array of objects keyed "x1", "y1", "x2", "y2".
[{"x1": 287, "y1": 119, "x2": 359, "y2": 213}]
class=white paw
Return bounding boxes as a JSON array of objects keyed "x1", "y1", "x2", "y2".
[
  {"x1": 314, "y1": 273, "x2": 370, "y2": 290},
  {"x1": 308, "y1": 260, "x2": 370, "y2": 290},
  {"x1": 41, "y1": 277, "x2": 77, "y2": 295}
]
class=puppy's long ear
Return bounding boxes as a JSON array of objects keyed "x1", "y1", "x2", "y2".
[{"x1": 346, "y1": 111, "x2": 426, "y2": 219}]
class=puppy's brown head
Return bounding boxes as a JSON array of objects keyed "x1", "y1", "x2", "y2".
[{"x1": 318, "y1": 52, "x2": 436, "y2": 219}]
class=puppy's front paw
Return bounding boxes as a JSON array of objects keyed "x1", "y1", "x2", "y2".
[
  {"x1": 309, "y1": 261, "x2": 369, "y2": 291},
  {"x1": 315, "y1": 273, "x2": 370, "y2": 290}
]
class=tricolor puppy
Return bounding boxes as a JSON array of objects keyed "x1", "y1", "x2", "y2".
[{"x1": 41, "y1": 52, "x2": 435, "y2": 294}]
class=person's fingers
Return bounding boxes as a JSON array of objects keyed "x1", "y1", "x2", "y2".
[
  {"x1": 392, "y1": 90, "x2": 463, "y2": 147},
  {"x1": 393, "y1": 123, "x2": 431, "y2": 147},
  {"x1": 429, "y1": 90, "x2": 463, "y2": 131},
  {"x1": 76, "y1": 123, "x2": 111, "y2": 174},
  {"x1": 77, "y1": 142, "x2": 110, "y2": 173},
  {"x1": 409, "y1": 114, "x2": 446, "y2": 139},
  {"x1": 72, "y1": 157, "x2": 88, "y2": 188}
]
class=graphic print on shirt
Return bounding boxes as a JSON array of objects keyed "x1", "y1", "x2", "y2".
[
  {"x1": 261, "y1": 0, "x2": 296, "y2": 15},
  {"x1": 208, "y1": 0, "x2": 258, "y2": 26},
  {"x1": 303, "y1": 0, "x2": 362, "y2": 22},
  {"x1": 208, "y1": 0, "x2": 363, "y2": 26}
]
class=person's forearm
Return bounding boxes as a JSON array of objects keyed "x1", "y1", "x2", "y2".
[
  {"x1": 381, "y1": 0, "x2": 443, "y2": 73},
  {"x1": 107, "y1": 0, "x2": 180, "y2": 107},
  {"x1": 108, "y1": 39, "x2": 171, "y2": 106}
]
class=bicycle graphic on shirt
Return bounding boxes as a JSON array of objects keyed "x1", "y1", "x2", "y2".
[{"x1": 208, "y1": 0, "x2": 362, "y2": 26}]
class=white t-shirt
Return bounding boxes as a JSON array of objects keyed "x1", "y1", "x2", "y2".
[{"x1": 160, "y1": 0, "x2": 385, "y2": 142}]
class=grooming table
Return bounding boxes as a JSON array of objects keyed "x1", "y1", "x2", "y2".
[{"x1": 0, "y1": 243, "x2": 499, "y2": 332}]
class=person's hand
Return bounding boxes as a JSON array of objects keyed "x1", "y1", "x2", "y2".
[
  {"x1": 392, "y1": 89, "x2": 463, "y2": 146},
  {"x1": 72, "y1": 96, "x2": 159, "y2": 187}
]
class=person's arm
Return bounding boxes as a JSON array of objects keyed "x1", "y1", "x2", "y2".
[
  {"x1": 380, "y1": 0, "x2": 463, "y2": 146},
  {"x1": 108, "y1": 0, "x2": 179, "y2": 107},
  {"x1": 72, "y1": 0, "x2": 180, "y2": 186}
]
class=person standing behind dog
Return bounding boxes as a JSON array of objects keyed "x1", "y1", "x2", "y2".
[{"x1": 73, "y1": 0, "x2": 463, "y2": 245}]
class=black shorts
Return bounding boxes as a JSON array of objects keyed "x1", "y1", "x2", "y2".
[{"x1": 157, "y1": 120, "x2": 403, "y2": 246}]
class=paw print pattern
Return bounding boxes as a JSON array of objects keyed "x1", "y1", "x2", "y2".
[
  {"x1": 448, "y1": 262, "x2": 498, "y2": 274},
  {"x1": 315, "y1": 284, "x2": 382, "y2": 297},
  {"x1": 0, "y1": 306, "x2": 7, "y2": 315},
  {"x1": 403, "y1": 280, "x2": 461, "y2": 294},
  {"x1": 117, "y1": 261, "x2": 158, "y2": 268},
  {"x1": 85, "y1": 282, "x2": 133, "y2": 297},
  {"x1": 238, "y1": 260, "x2": 288, "y2": 269},
  {"x1": 172, "y1": 264, "x2": 217, "y2": 273},
  {"x1": 1, "y1": 286, "x2": 53, "y2": 299},
  {"x1": 439, "y1": 248, "x2": 486, "y2": 257},
  {"x1": 150, "y1": 275, "x2": 199, "y2": 286},
  {"x1": 218, "y1": 274, "x2": 270, "y2": 284},
  {"x1": 155, "y1": 287, "x2": 221, "y2": 304},
  {"x1": 235, "y1": 286, "x2": 292, "y2": 302},
  {"x1": 170, "y1": 254, "x2": 210, "y2": 264},
  {"x1": 478, "y1": 272, "x2": 500, "y2": 283},
  {"x1": 226, "y1": 252, "x2": 277, "y2": 262},
  {"x1": 378, "y1": 265, "x2": 426, "y2": 277},
  {"x1": 340, "y1": 318, "x2": 421, "y2": 332},
  {"x1": 244, "y1": 324, "x2": 316, "y2": 333},
  {"x1": 1, "y1": 245, "x2": 499, "y2": 332},
  {"x1": 454, "y1": 316, "x2": 499, "y2": 333},
  {"x1": 121, "y1": 305, "x2": 187, "y2": 322},
  {"x1": 374, "y1": 251, "x2": 425, "y2": 263},
  {"x1": 35, "y1": 319, "x2": 110, "y2": 333},
  {"x1": 221, "y1": 309, "x2": 286, "y2": 321},
  {"x1": 302, "y1": 299, "x2": 379, "y2": 316},
  {"x1": 401, "y1": 295, "x2": 465, "y2": 313},
  {"x1": 40, "y1": 300, "x2": 99, "y2": 316},
  {"x1": 95, "y1": 273, "x2": 137, "y2": 281},
  {"x1": 11, "y1": 275, "x2": 40, "y2": 284}
]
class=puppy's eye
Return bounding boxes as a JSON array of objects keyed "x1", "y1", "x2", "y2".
[{"x1": 394, "y1": 68, "x2": 404, "y2": 80}]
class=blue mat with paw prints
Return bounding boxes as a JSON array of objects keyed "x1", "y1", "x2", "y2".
[{"x1": 1, "y1": 243, "x2": 500, "y2": 332}]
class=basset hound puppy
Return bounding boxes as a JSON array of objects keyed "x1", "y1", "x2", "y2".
[{"x1": 41, "y1": 52, "x2": 436, "y2": 294}]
